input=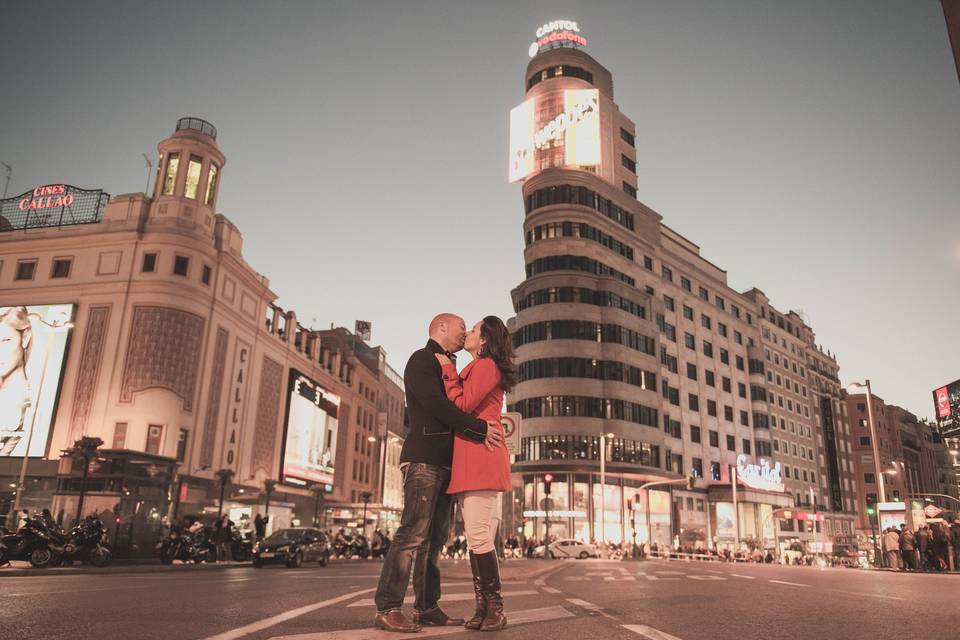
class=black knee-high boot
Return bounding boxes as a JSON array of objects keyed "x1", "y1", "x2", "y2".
[
  {"x1": 465, "y1": 551, "x2": 486, "y2": 630},
  {"x1": 474, "y1": 550, "x2": 506, "y2": 631}
]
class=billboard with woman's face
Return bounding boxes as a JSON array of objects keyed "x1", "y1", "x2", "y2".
[{"x1": 0, "y1": 304, "x2": 74, "y2": 457}]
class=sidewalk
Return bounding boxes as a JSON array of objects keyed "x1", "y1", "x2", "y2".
[{"x1": 0, "y1": 558, "x2": 253, "y2": 578}]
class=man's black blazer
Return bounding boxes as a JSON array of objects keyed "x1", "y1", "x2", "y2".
[{"x1": 399, "y1": 339, "x2": 489, "y2": 467}]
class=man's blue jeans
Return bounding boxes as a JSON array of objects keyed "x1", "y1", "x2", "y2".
[{"x1": 374, "y1": 463, "x2": 452, "y2": 613}]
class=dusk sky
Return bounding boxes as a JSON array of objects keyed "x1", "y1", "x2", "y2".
[{"x1": 2, "y1": 1, "x2": 957, "y2": 421}]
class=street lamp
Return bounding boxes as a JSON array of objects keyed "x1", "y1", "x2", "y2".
[
  {"x1": 847, "y1": 380, "x2": 886, "y2": 503},
  {"x1": 263, "y1": 479, "x2": 276, "y2": 516},
  {"x1": 8, "y1": 312, "x2": 73, "y2": 528},
  {"x1": 311, "y1": 485, "x2": 327, "y2": 528},
  {"x1": 598, "y1": 432, "x2": 614, "y2": 558},
  {"x1": 359, "y1": 491, "x2": 373, "y2": 536},
  {"x1": 71, "y1": 436, "x2": 104, "y2": 526},
  {"x1": 215, "y1": 468, "x2": 234, "y2": 520}
]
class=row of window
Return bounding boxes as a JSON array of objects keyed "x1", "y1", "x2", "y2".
[
  {"x1": 516, "y1": 435, "x2": 659, "y2": 467},
  {"x1": 142, "y1": 251, "x2": 212, "y2": 285},
  {"x1": 684, "y1": 363, "x2": 749, "y2": 398},
  {"x1": 512, "y1": 320, "x2": 656, "y2": 356},
  {"x1": 526, "y1": 64, "x2": 595, "y2": 90},
  {"x1": 11, "y1": 257, "x2": 73, "y2": 282},
  {"x1": 525, "y1": 184, "x2": 635, "y2": 231},
  {"x1": 514, "y1": 286, "x2": 646, "y2": 319},
  {"x1": 651, "y1": 257, "x2": 754, "y2": 326},
  {"x1": 525, "y1": 221, "x2": 634, "y2": 261},
  {"x1": 509, "y1": 395, "x2": 658, "y2": 427},
  {"x1": 519, "y1": 357, "x2": 656, "y2": 390},
  {"x1": 526, "y1": 255, "x2": 636, "y2": 286}
]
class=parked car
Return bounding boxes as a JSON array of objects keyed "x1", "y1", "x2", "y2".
[
  {"x1": 538, "y1": 538, "x2": 599, "y2": 559},
  {"x1": 252, "y1": 527, "x2": 330, "y2": 568}
]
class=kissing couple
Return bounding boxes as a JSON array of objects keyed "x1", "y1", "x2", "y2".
[{"x1": 374, "y1": 313, "x2": 517, "y2": 633}]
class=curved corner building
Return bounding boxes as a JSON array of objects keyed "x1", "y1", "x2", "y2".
[
  {"x1": 507, "y1": 39, "x2": 679, "y2": 546},
  {"x1": 503, "y1": 28, "x2": 859, "y2": 552}
]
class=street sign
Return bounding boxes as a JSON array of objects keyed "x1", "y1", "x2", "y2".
[
  {"x1": 923, "y1": 504, "x2": 944, "y2": 518},
  {"x1": 501, "y1": 412, "x2": 522, "y2": 455}
]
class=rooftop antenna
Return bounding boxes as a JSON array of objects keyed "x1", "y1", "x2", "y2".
[
  {"x1": 1, "y1": 162, "x2": 11, "y2": 199},
  {"x1": 142, "y1": 154, "x2": 153, "y2": 196}
]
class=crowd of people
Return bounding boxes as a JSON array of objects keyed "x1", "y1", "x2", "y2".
[{"x1": 881, "y1": 521, "x2": 960, "y2": 571}]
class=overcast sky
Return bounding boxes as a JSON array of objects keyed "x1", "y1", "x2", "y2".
[{"x1": 2, "y1": 1, "x2": 957, "y2": 421}]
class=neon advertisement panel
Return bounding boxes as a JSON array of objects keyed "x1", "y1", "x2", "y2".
[
  {"x1": 508, "y1": 89, "x2": 600, "y2": 182},
  {"x1": 0, "y1": 185, "x2": 109, "y2": 232},
  {"x1": 281, "y1": 370, "x2": 340, "y2": 488},
  {"x1": 0, "y1": 304, "x2": 74, "y2": 457}
]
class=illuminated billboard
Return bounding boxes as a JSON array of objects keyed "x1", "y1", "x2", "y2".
[
  {"x1": 933, "y1": 379, "x2": 960, "y2": 435},
  {"x1": 281, "y1": 370, "x2": 340, "y2": 487},
  {"x1": 0, "y1": 304, "x2": 74, "y2": 457},
  {"x1": 508, "y1": 89, "x2": 600, "y2": 182},
  {"x1": 0, "y1": 185, "x2": 109, "y2": 232}
]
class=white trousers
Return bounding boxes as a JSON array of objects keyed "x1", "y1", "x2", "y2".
[{"x1": 457, "y1": 491, "x2": 501, "y2": 554}]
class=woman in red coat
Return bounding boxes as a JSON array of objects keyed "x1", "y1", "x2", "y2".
[{"x1": 435, "y1": 315, "x2": 516, "y2": 632}]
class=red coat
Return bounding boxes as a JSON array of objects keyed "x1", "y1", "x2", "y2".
[{"x1": 441, "y1": 358, "x2": 511, "y2": 494}]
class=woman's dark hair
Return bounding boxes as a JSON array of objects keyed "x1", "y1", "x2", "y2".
[{"x1": 478, "y1": 315, "x2": 518, "y2": 392}]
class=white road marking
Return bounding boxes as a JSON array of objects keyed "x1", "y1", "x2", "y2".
[
  {"x1": 768, "y1": 580, "x2": 808, "y2": 587},
  {"x1": 198, "y1": 587, "x2": 375, "y2": 640},
  {"x1": 623, "y1": 623, "x2": 685, "y2": 640},
  {"x1": 731, "y1": 574, "x2": 755, "y2": 580},
  {"x1": 566, "y1": 597, "x2": 601, "y2": 611},
  {"x1": 687, "y1": 575, "x2": 725, "y2": 581},
  {"x1": 654, "y1": 571, "x2": 686, "y2": 575},
  {"x1": 533, "y1": 563, "x2": 568, "y2": 586},
  {"x1": 587, "y1": 572, "x2": 613, "y2": 576},
  {"x1": 563, "y1": 576, "x2": 591, "y2": 581},
  {"x1": 347, "y1": 590, "x2": 537, "y2": 607},
  {"x1": 842, "y1": 592, "x2": 904, "y2": 601},
  {"x1": 644, "y1": 575, "x2": 679, "y2": 581},
  {"x1": 266, "y1": 605, "x2": 574, "y2": 639}
]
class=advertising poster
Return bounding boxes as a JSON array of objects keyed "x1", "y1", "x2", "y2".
[
  {"x1": 282, "y1": 370, "x2": 340, "y2": 487},
  {"x1": 563, "y1": 89, "x2": 600, "y2": 166},
  {"x1": 508, "y1": 98, "x2": 535, "y2": 182},
  {"x1": 0, "y1": 304, "x2": 73, "y2": 458},
  {"x1": 715, "y1": 502, "x2": 736, "y2": 540}
]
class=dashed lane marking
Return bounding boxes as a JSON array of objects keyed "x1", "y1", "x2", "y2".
[
  {"x1": 643, "y1": 575, "x2": 679, "y2": 581},
  {"x1": 623, "y1": 624, "x2": 685, "y2": 640},
  {"x1": 768, "y1": 580, "x2": 808, "y2": 587},
  {"x1": 563, "y1": 576, "x2": 591, "y2": 581},
  {"x1": 266, "y1": 605, "x2": 574, "y2": 639},
  {"x1": 198, "y1": 587, "x2": 375, "y2": 640},
  {"x1": 347, "y1": 590, "x2": 538, "y2": 607},
  {"x1": 542, "y1": 586, "x2": 562, "y2": 594},
  {"x1": 565, "y1": 597, "x2": 601, "y2": 611},
  {"x1": 730, "y1": 574, "x2": 756, "y2": 580},
  {"x1": 687, "y1": 575, "x2": 725, "y2": 581},
  {"x1": 603, "y1": 575, "x2": 636, "y2": 581},
  {"x1": 653, "y1": 571, "x2": 686, "y2": 575}
]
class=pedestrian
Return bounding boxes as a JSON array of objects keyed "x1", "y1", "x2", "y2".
[
  {"x1": 950, "y1": 519, "x2": 960, "y2": 571},
  {"x1": 931, "y1": 522, "x2": 949, "y2": 571},
  {"x1": 882, "y1": 527, "x2": 900, "y2": 570},
  {"x1": 918, "y1": 525, "x2": 932, "y2": 570},
  {"x1": 254, "y1": 513, "x2": 266, "y2": 542},
  {"x1": 214, "y1": 514, "x2": 233, "y2": 562},
  {"x1": 372, "y1": 314, "x2": 503, "y2": 633},
  {"x1": 898, "y1": 524, "x2": 915, "y2": 571}
]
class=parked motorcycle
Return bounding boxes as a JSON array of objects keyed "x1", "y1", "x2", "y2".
[
  {"x1": 60, "y1": 515, "x2": 112, "y2": 567},
  {"x1": 230, "y1": 529, "x2": 253, "y2": 562},
  {"x1": 349, "y1": 534, "x2": 370, "y2": 559},
  {"x1": 0, "y1": 515, "x2": 63, "y2": 567},
  {"x1": 156, "y1": 523, "x2": 211, "y2": 564}
]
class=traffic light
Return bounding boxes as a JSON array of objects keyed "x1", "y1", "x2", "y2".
[
  {"x1": 892, "y1": 490, "x2": 901, "y2": 502},
  {"x1": 865, "y1": 495, "x2": 875, "y2": 517},
  {"x1": 627, "y1": 498, "x2": 633, "y2": 512},
  {"x1": 543, "y1": 473, "x2": 553, "y2": 495}
]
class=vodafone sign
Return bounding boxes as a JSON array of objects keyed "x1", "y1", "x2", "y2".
[
  {"x1": 935, "y1": 386, "x2": 950, "y2": 419},
  {"x1": 932, "y1": 380, "x2": 959, "y2": 425},
  {"x1": 529, "y1": 19, "x2": 587, "y2": 58}
]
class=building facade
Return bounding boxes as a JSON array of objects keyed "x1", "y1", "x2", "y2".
[
  {"x1": 507, "y1": 32, "x2": 858, "y2": 557},
  {"x1": 0, "y1": 118, "x2": 404, "y2": 550}
]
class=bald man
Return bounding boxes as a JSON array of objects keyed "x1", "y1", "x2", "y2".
[{"x1": 374, "y1": 314, "x2": 504, "y2": 632}]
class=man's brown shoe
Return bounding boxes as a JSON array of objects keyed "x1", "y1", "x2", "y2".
[
  {"x1": 414, "y1": 606, "x2": 465, "y2": 626},
  {"x1": 374, "y1": 609, "x2": 422, "y2": 633}
]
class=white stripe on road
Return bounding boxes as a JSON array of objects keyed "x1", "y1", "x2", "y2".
[
  {"x1": 267, "y1": 605, "x2": 574, "y2": 639},
  {"x1": 623, "y1": 624, "x2": 685, "y2": 640},
  {"x1": 198, "y1": 587, "x2": 375, "y2": 640},
  {"x1": 347, "y1": 590, "x2": 537, "y2": 607},
  {"x1": 731, "y1": 574, "x2": 755, "y2": 580},
  {"x1": 541, "y1": 586, "x2": 562, "y2": 594},
  {"x1": 687, "y1": 575, "x2": 725, "y2": 581},
  {"x1": 565, "y1": 597, "x2": 601, "y2": 611},
  {"x1": 768, "y1": 580, "x2": 807, "y2": 587}
]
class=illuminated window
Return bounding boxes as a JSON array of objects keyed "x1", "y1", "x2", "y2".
[
  {"x1": 204, "y1": 164, "x2": 218, "y2": 205},
  {"x1": 184, "y1": 156, "x2": 202, "y2": 199},
  {"x1": 162, "y1": 153, "x2": 180, "y2": 195},
  {"x1": 145, "y1": 424, "x2": 163, "y2": 455}
]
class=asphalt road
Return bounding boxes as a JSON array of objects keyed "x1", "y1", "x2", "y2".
[{"x1": 1, "y1": 558, "x2": 959, "y2": 640}]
